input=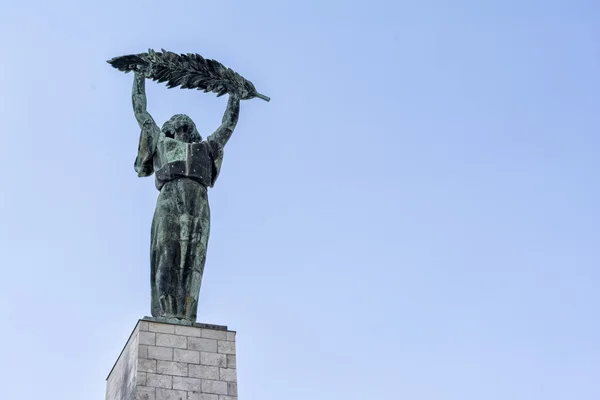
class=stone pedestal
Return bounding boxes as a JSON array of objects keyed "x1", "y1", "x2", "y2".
[{"x1": 106, "y1": 318, "x2": 238, "y2": 400}]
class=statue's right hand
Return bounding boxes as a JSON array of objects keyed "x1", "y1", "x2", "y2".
[{"x1": 134, "y1": 66, "x2": 152, "y2": 79}]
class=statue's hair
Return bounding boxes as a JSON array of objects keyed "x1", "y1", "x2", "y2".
[{"x1": 162, "y1": 114, "x2": 202, "y2": 142}]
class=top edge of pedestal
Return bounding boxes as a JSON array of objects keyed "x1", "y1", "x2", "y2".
[{"x1": 141, "y1": 316, "x2": 229, "y2": 331}]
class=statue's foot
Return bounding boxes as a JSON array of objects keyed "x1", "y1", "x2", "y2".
[
  {"x1": 168, "y1": 317, "x2": 192, "y2": 326},
  {"x1": 158, "y1": 295, "x2": 175, "y2": 316}
]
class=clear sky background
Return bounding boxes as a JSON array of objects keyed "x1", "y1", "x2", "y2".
[{"x1": 0, "y1": 1, "x2": 599, "y2": 399}]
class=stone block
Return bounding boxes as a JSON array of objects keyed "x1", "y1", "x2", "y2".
[
  {"x1": 226, "y1": 383, "x2": 237, "y2": 396},
  {"x1": 188, "y1": 364, "x2": 219, "y2": 380},
  {"x1": 139, "y1": 345, "x2": 149, "y2": 359},
  {"x1": 217, "y1": 341, "x2": 235, "y2": 355},
  {"x1": 188, "y1": 337, "x2": 217, "y2": 352},
  {"x1": 139, "y1": 331, "x2": 157, "y2": 345},
  {"x1": 174, "y1": 349, "x2": 200, "y2": 364},
  {"x1": 226, "y1": 355, "x2": 236, "y2": 369},
  {"x1": 147, "y1": 373, "x2": 173, "y2": 389},
  {"x1": 200, "y1": 352, "x2": 226, "y2": 367},
  {"x1": 219, "y1": 368, "x2": 236, "y2": 382},
  {"x1": 137, "y1": 372, "x2": 148, "y2": 386},
  {"x1": 201, "y1": 380, "x2": 228, "y2": 395},
  {"x1": 148, "y1": 346, "x2": 174, "y2": 361},
  {"x1": 156, "y1": 388, "x2": 187, "y2": 400},
  {"x1": 188, "y1": 393, "x2": 218, "y2": 400},
  {"x1": 226, "y1": 332, "x2": 235, "y2": 342},
  {"x1": 157, "y1": 361, "x2": 188, "y2": 377},
  {"x1": 135, "y1": 386, "x2": 156, "y2": 400},
  {"x1": 218, "y1": 396, "x2": 237, "y2": 400},
  {"x1": 172, "y1": 376, "x2": 202, "y2": 392},
  {"x1": 174, "y1": 326, "x2": 202, "y2": 337},
  {"x1": 156, "y1": 333, "x2": 188, "y2": 349},
  {"x1": 149, "y1": 322, "x2": 175, "y2": 334},
  {"x1": 201, "y1": 329, "x2": 228, "y2": 340},
  {"x1": 138, "y1": 359, "x2": 158, "y2": 373}
]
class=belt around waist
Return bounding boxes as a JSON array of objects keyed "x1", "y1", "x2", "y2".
[{"x1": 155, "y1": 160, "x2": 211, "y2": 190}]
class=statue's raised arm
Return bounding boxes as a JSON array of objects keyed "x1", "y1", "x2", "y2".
[
  {"x1": 132, "y1": 72, "x2": 160, "y2": 177},
  {"x1": 207, "y1": 93, "x2": 241, "y2": 148},
  {"x1": 132, "y1": 71, "x2": 158, "y2": 129}
]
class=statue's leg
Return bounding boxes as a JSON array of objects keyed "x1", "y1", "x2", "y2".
[
  {"x1": 184, "y1": 216, "x2": 209, "y2": 322},
  {"x1": 156, "y1": 241, "x2": 180, "y2": 317},
  {"x1": 180, "y1": 184, "x2": 210, "y2": 322},
  {"x1": 152, "y1": 236, "x2": 181, "y2": 317},
  {"x1": 151, "y1": 187, "x2": 182, "y2": 318},
  {"x1": 175, "y1": 213, "x2": 192, "y2": 318}
]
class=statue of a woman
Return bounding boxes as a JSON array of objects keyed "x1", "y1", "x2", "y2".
[{"x1": 131, "y1": 71, "x2": 241, "y2": 323}]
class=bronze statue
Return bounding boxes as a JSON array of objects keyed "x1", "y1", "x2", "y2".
[{"x1": 108, "y1": 49, "x2": 268, "y2": 323}]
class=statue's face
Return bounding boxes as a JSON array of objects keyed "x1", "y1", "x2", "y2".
[{"x1": 162, "y1": 114, "x2": 201, "y2": 143}]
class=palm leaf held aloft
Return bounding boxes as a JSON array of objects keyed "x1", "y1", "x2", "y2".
[{"x1": 107, "y1": 49, "x2": 270, "y2": 102}]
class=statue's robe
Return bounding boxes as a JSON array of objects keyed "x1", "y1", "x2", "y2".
[{"x1": 134, "y1": 120, "x2": 224, "y2": 321}]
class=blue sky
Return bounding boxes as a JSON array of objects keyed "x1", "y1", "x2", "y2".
[{"x1": 1, "y1": 1, "x2": 599, "y2": 399}]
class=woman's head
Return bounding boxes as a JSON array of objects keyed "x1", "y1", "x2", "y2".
[{"x1": 162, "y1": 114, "x2": 201, "y2": 143}]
